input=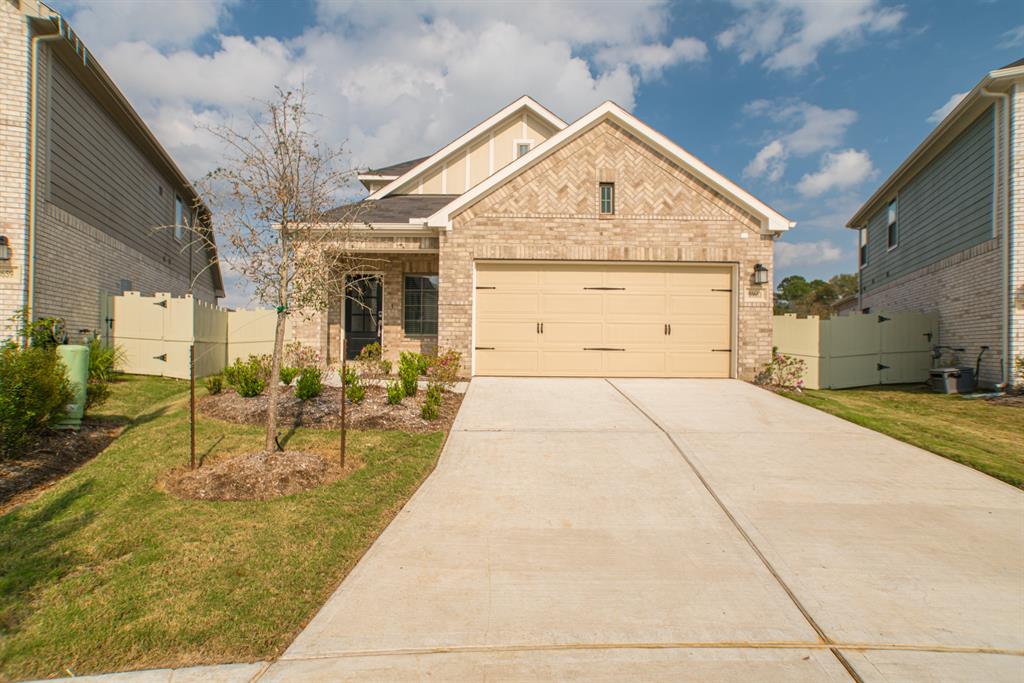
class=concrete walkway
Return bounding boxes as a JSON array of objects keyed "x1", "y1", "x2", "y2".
[{"x1": 37, "y1": 378, "x2": 1023, "y2": 681}]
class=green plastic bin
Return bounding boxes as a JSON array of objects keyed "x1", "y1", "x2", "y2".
[{"x1": 55, "y1": 344, "x2": 89, "y2": 429}]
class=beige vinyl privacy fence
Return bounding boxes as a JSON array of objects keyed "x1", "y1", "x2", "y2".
[
  {"x1": 773, "y1": 311, "x2": 939, "y2": 390},
  {"x1": 112, "y1": 292, "x2": 290, "y2": 379}
]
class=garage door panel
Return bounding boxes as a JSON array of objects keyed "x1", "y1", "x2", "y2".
[
  {"x1": 667, "y1": 293, "x2": 729, "y2": 317},
  {"x1": 666, "y1": 267, "x2": 732, "y2": 291},
  {"x1": 539, "y1": 350, "x2": 604, "y2": 374},
  {"x1": 671, "y1": 322, "x2": 732, "y2": 346},
  {"x1": 477, "y1": 266, "x2": 540, "y2": 288},
  {"x1": 477, "y1": 291, "x2": 539, "y2": 316},
  {"x1": 603, "y1": 350, "x2": 667, "y2": 375},
  {"x1": 605, "y1": 322, "x2": 666, "y2": 346},
  {"x1": 667, "y1": 351, "x2": 732, "y2": 377},
  {"x1": 605, "y1": 293, "x2": 667, "y2": 317},
  {"x1": 606, "y1": 268, "x2": 669, "y2": 289},
  {"x1": 541, "y1": 322, "x2": 603, "y2": 345},
  {"x1": 540, "y1": 293, "x2": 603, "y2": 316},
  {"x1": 476, "y1": 350, "x2": 540, "y2": 375},
  {"x1": 476, "y1": 320, "x2": 538, "y2": 346},
  {"x1": 539, "y1": 267, "x2": 602, "y2": 288}
]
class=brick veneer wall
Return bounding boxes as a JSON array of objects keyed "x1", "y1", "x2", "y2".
[
  {"x1": 440, "y1": 119, "x2": 775, "y2": 379},
  {"x1": 0, "y1": 1, "x2": 28, "y2": 340},
  {"x1": 862, "y1": 239, "x2": 1004, "y2": 386}
]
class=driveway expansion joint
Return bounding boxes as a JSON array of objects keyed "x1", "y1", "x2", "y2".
[{"x1": 605, "y1": 379, "x2": 866, "y2": 683}]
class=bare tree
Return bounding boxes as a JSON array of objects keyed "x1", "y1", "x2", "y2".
[{"x1": 193, "y1": 86, "x2": 377, "y2": 453}]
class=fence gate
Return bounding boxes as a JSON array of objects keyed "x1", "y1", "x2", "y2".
[
  {"x1": 773, "y1": 311, "x2": 938, "y2": 390},
  {"x1": 114, "y1": 292, "x2": 169, "y2": 376}
]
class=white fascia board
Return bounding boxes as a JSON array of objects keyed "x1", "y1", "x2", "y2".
[
  {"x1": 366, "y1": 96, "x2": 567, "y2": 201},
  {"x1": 426, "y1": 101, "x2": 795, "y2": 233}
]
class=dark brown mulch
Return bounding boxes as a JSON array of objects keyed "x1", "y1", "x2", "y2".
[
  {"x1": 985, "y1": 393, "x2": 1024, "y2": 408},
  {"x1": 0, "y1": 421, "x2": 122, "y2": 515},
  {"x1": 198, "y1": 385, "x2": 462, "y2": 434},
  {"x1": 160, "y1": 449, "x2": 357, "y2": 502}
]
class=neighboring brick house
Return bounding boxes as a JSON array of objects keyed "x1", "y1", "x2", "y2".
[
  {"x1": 311, "y1": 96, "x2": 793, "y2": 380},
  {"x1": 847, "y1": 60, "x2": 1024, "y2": 388},
  {"x1": 0, "y1": 0, "x2": 223, "y2": 344}
]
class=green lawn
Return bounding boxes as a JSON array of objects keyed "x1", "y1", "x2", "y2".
[
  {"x1": 0, "y1": 376, "x2": 445, "y2": 681},
  {"x1": 783, "y1": 384, "x2": 1024, "y2": 488}
]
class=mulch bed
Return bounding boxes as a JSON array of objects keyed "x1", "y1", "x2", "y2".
[
  {"x1": 198, "y1": 385, "x2": 462, "y2": 434},
  {"x1": 985, "y1": 393, "x2": 1024, "y2": 408},
  {"x1": 0, "y1": 421, "x2": 122, "y2": 515},
  {"x1": 160, "y1": 449, "x2": 357, "y2": 501}
]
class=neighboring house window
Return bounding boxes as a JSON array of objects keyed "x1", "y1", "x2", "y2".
[
  {"x1": 599, "y1": 182, "x2": 615, "y2": 215},
  {"x1": 404, "y1": 275, "x2": 438, "y2": 335},
  {"x1": 886, "y1": 199, "x2": 898, "y2": 249},
  {"x1": 516, "y1": 142, "x2": 531, "y2": 158},
  {"x1": 859, "y1": 228, "x2": 868, "y2": 267},
  {"x1": 174, "y1": 195, "x2": 185, "y2": 241}
]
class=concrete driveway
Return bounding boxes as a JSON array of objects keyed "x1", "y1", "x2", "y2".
[{"x1": 264, "y1": 378, "x2": 1024, "y2": 682}]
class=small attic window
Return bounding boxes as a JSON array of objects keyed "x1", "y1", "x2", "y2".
[
  {"x1": 516, "y1": 142, "x2": 531, "y2": 158},
  {"x1": 599, "y1": 182, "x2": 615, "y2": 215}
]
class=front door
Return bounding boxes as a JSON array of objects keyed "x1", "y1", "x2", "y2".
[{"x1": 345, "y1": 276, "x2": 383, "y2": 360}]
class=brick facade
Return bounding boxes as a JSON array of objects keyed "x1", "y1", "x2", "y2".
[
  {"x1": 439, "y1": 119, "x2": 774, "y2": 380},
  {"x1": 0, "y1": 1, "x2": 28, "y2": 339},
  {"x1": 861, "y1": 239, "x2": 1004, "y2": 386}
]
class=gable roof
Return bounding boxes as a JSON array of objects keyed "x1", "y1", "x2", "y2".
[
  {"x1": 847, "y1": 59, "x2": 1024, "y2": 228},
  {"x1": 324, "y1": 194, "x2": 457, "y2": 224},
  {"x1": 365, "y1": 156, "x2": 430, "y2": 177},
  {"x1": 366, "y1": 96, "x2": 567, "y2": 201},
  {"x1": 426, "y1": 101, "x2": 794, "y2": 233}
]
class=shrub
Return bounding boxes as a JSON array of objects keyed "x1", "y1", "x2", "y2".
[
  {"x1": 420, "y1": 396, "x2": 440, "y2": 421},
  {"x1": 399, "y1": 351, "x2": 428, "y2": 377},
  {"x1": 279, "y1": 366, "x2": 300, "y2": 386},
  {"x1": 340, "y1": 366, "x2": 366, "y2": 403},
  {"x1": 85, "y1": 337, "x2": 123, "y2": 409},
  {"x1": 426, "y1": 348, "x2": 462, "y2": 390},
  {"x1": 285, "y1": 341, "x2": 320, "y2": 369},
  {"x1": 386, "y1": 380, "x2": 405, "y2": 405},
  {"x1": 399, "y1": 363, "x2": 418, "y2": 397},
  {"x1": 0, "y1": 346, "x2": 73, "y2": 458},
  {"x1": 204, "y1": 374, "x2": 224, "y2": 395},
  {"x1": 425, "y1": 383, "x2": 443, "y2": 405},
  {"x1": 357, "y1": 342, "x2": 382, "y2": 362},
  {"x1": 356, "y1": 343, "x2": 392, "y2": 377},
  {"x1": 754, "y1": 347, "x2": 807, "y2": 391},
  {"x1": 295, "y1": 367, "x2": 323, "y2": 401},
  {"x1": 228, "y1": 356, "x2": 268, "y2": 397}
]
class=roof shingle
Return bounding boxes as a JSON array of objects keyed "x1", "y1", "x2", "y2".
[{"x1": 324, "y1": 194, "x2": 457, "y2": 224}]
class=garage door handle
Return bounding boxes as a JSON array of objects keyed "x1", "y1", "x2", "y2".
[{"x1": 584, "y1": 347, "x2": 625, "y2": 351}]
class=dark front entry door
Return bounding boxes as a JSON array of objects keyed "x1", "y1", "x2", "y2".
[{"x1": 345, "y1": 276, "x2": 383, "y2": 360}]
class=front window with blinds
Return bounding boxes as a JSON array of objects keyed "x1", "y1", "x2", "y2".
[{"x1": 404, "y1": 275, "x2": 439, "y2": 335}]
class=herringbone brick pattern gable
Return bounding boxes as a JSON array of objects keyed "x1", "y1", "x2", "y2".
[{"x1": 461, "y1": 120, "x2": 758, "y2": 228}]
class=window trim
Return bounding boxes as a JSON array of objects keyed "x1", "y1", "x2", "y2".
[
  {"x1": 174, "y1": 195, "x2": 186, "y2": 242},
  {"x1": 599, "y1": 182, "x2": 615, "y2": 215},
  {"x1": 403, "y1": 274, "x2": 439, "y2": 337},
  {"x1": 886, "y1": 198, "x2": 899, "y2": 251}
]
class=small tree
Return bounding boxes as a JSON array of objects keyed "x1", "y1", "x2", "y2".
[{"x1": 195, "y1": 87, "x2": 376, "y2": 452}]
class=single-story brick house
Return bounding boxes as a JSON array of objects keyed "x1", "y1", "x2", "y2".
[
  {"x1": 298, "y1": 96, "x2": 794, "y2": 379},
  {"x1": 846, "y1": 59, "x2": 1023, "y2": 388}
]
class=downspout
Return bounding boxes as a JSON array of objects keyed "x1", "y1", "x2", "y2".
[
  {"x1": 25, "y1": 25, "x2": 62, "y2": 338},
  {"x1": 980, "y1": 87, "x2": 1011, "y2": 388}
]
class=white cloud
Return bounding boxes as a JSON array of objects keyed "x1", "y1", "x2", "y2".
[
  {"x1": 927, "y1": 91, "x2": 967, "y2": 124},
  {"x1": 743, "y1": 100, "x2": 858, "y2": 180},
  {"x1": 775, "y1": 240, "x2": 843, "y2": 268},
  {"x1": 595, "y1": 37, "x2": 708, "y2": 80},
  {"x1": 717, "y1": 0, "x2": 905, "y2": 72},
  {"x1": 998, "y1": 25, "x2": 1024, "y2": 48},
  {"x1": 796, "y1": 149, "x2": 875, "y2": 197},
  {"x1": 62, "y1": 0, "x2": 708, "y2": 182},
  {"x1": 60, "y1": 0, "x2": 235, "y2": 49}
]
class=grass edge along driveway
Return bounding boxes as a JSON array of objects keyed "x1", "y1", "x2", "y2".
[
  {"x1": 0, "y1": 376, "x2": 446, "y2": 681},
  {"x1": 783, "y1": 384, "x2": 1024, "y2": 488}
]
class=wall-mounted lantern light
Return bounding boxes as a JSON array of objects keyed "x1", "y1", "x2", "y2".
[
  {"x1": 753, "y1": 263, "x2": 769, "y2": 285},
  {"x1": 0, "y1": 236, "x2": 11, "y2": 264}
]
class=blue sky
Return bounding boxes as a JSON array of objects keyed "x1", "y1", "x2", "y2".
[{"x1": 52, "y1": 0, "x2": 1024, "y2": 304}]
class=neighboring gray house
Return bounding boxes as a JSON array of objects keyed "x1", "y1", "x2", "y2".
[
  {"x1": 0, "y1": 0, "x2": 223, "y2": 343},
  {"x1": 847, "y1": 60, "x2": 1023, "y2": 388}
]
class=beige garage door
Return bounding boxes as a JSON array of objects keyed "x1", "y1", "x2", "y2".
[{"x1": 474, "y1": 262, "x2": 733, "y2": 377}]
